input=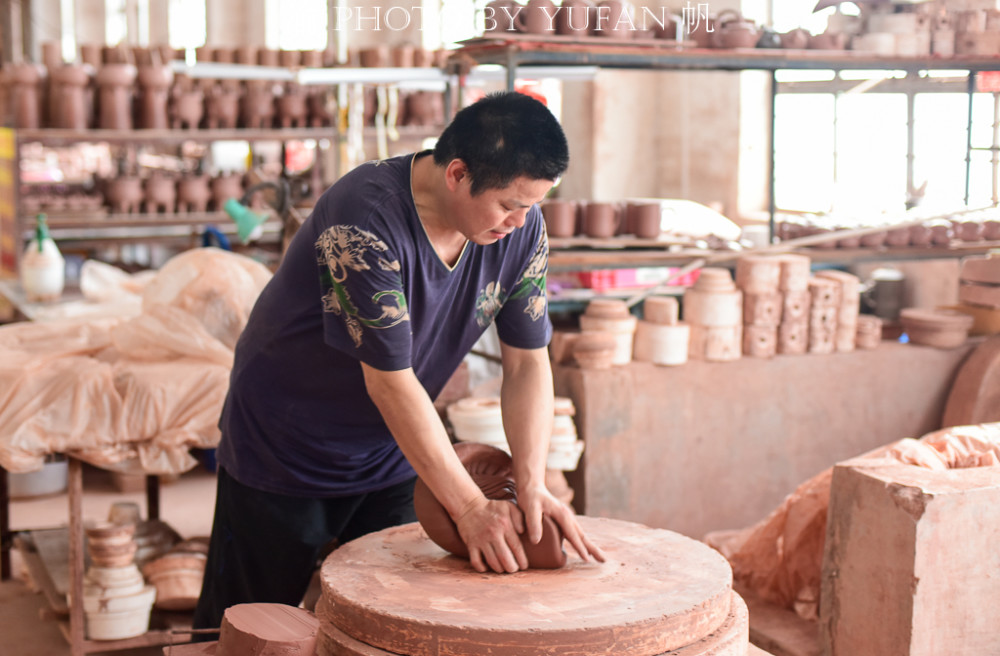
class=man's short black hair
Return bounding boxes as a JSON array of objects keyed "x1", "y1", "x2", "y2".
[{"x1": 433, "y1": 91, "x2": 569, "y2": 195}]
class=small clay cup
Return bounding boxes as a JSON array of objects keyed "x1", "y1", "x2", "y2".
[
  {"x1": 628, "y1": 202, "x2": 661, "y2": 239},
  {"x1": 584, "y1": 202, "x2": 619, "y2": 238},
  {"x1": 542, "y1": 200, "x2": 578, "y2": 238}
]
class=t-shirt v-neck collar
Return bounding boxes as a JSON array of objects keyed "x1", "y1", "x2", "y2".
[{"x1": 410, "y1": 151, "x2": 468, "y2": 273}]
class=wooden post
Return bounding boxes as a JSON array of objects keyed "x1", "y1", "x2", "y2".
[
  {"x1": 0, "y1": 466, "x2": 10, "y2": 580},
  {"x1": 67, "y1": 457, "x2": 86, "y2": 656}
]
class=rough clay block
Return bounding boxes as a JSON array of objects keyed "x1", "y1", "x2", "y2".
[
  {"x1": 782, "y1": 290, "x2": 811, "y2": 323},
  {"x1": 808, "y1": 324, "x2": 835, "y2": 354},
  {"x1": 809, "y1": 305, "x2": 838, "y2": 332},
  {"x1": 645, "y1": 295, "x2": 680, "y2": 325},
  {"x1": 808, "y1": 278, "x2": 841, "y2": 308},
  {"x1": 743, "y1": 324, "x2": 777, "y2": 359},
  {"x1": 216, "y1": 603, "x2": 319, "y2": 656},
  {"x1": 821, "y1": 459, "x2": 1000, "y2": 656},
  {"x1": 690, "y1": 324, "x2": 743, "y2": 362},
  {"x1": 960, "y1": 254, "x2": 1000, "y2": 285},
  {"x1": 778, "y1": 255, "x2": 811, "y2": 292},
  {"x1": 684, "y1": 289, "x2": 744, "y2": 327},
  {"x1": 736, "y1": 256, "x2": 782, "y2": 294},
  {"x1": 958, "y1": 282, "x2": 1000, "y2": 309},
  {"x1": 319, "y1": 517, "x2": 735, "y2": 656},
  {"x1": 743, "y1": 293, "x2": 783, "y2": 327},
  {"x1": 777, "y1": 321, "x2": 808, "y2": 355}
]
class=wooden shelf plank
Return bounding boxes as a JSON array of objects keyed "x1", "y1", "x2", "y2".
[{"x1": 16, "y1": 127, "x2": 335, "y2": 146}]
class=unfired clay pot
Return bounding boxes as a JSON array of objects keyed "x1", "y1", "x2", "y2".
[
  {"x1": 235, "y1": 46, "x2": 259, "y2": 65},
  {"x1": 514, "y1": 0, "x2": 558, "y2": 34},
  {"x1": 258, "y1": 49, "x2": 280, "y2": 67},
  {"x1": 276, "y1": 83, "x2": 308, "y2": 128},
  {"x1": 542, "y1": 200, "x2": 578, "y2": 238},
  {"x1": 137, "y1": 65, "x2": 174, "y2": 129},
  {"x1": 205, "y1": 84, "x2": 241, "y2": 129},
  {"x1": 279, "y1": 49, "x2": 302, "y2": 68},
  {"x1": 5, "y1": 63, "x2": 43, "y2": 129},
  {"x1": 713, "y1": 10, "x2": 759, "y2": 48},
  {"x1": 359, "y1": 46, "x2": 391, "y2": 68},
  {"x1": 242, "y1": 80, "x2": 275, "y2": 129},
  {"x1": 300, "y1": 50, "x2": 324, "y2": 67},
  {"x1": 96, "y1": 64, "x2": 138, "y2": 130},
  {"x1": 584, "y1": 202, "x2": 619, "y2": 238},
  {"x1": 210, "y1": 173, "x2": 244, "y2": 210},
  {"x1": 413, "y1": 442, "x2": 567, "y2": 570},
  {"x1": 144, "y1": 173, "x2": 177, "y2": 213},
  {"x1": 49, "y1": 64, "x2": 92, "y2": 130},
  {"x1": 307, "y1": 91, "x2": 335, "y2": 127},
  {"x1": 104, "y1": 176, "x2": 144, "y2": 214},
  {"x1": 780, "y1": 28, "x2": 809, "y2": 49},
  {"x1": 403, "y1": 91, "x2": 444, "y2": 126},
  {"x1": 176, "y1": 175, "x2": 211, "y2": 213},
  {"x1": 170, "y1": 76, "x2": 204, "y2": 129}
]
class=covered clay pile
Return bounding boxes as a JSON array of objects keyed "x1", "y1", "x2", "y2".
[{"x1": 315, "y1": 517, "x2": 751, "y2": 655}]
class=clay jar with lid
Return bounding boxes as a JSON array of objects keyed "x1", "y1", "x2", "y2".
[
  {"x1": 957, "y1": 220, "x2": 984, "y2": 242},
  {"x1": 96, "y1": 63, "x2": 138, "y2": 130},
  {"x1": 49, "y1": 64, "x2": 92, "y2": 130},
  {"x1": 542, "y1": 200, "x2": 578, "y2": 238},
  {"x1": 4, "y1": 63, "x2": 43, "y2": 128},
  {"x1": 983, "y1": 220, "x2": 1000, "y2": 241},
  {"x1": 137, "y1": 64, "x2": 174, "y2": 129},
  {"x1": 579, "y1": 298, "x2": 637, "y2": 365},
  {"x1": 713, "y1": 10, "x2": 759, "y2": 48}
]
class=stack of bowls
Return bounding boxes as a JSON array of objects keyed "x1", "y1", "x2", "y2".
[
  {"x1": 447, "y1": 397, "x2": 508, "y2": 453},
  {"x1": 141, "y1": 546, "x2": 208, "y2": 611},
  {"x1": 83, "y1": 522, "x2": 157, "y2": 639},
  {"x1": 548, "y1": 397, "x2": 585, "y2": 471}
]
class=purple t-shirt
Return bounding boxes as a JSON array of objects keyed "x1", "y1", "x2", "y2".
[{"x1": 216, "y1": 152, "x2": 552, "y2": 497}]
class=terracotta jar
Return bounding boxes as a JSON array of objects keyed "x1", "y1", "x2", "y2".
[
  {"x1": 143, "y1": 173, "x2": 177, "y2": 213},
  {"x1": 359, "y1": 46, "x2": 390, "y2": 68},
  {"x1": 276, "y1": 83, "x2": 308, "y2": 128},
  {"x1": 258, "y1": 49, "x2": 281, "y2": 67},
  {"x1": 211, "y1": 172, "x2": 244, "y2": 211},
  {"x1": 300, "y1": 50, "x2": 324, "y2": 68},
  {"x1": 5, "y1": 63, "x2": 43, "y2": 129},
  {"x1": 583, "y1": 202, "x2": 619, "y2": 238},
  {"x1": 204, "y1": 83, "x2": 241, "y2": 129},
  {"x1": 392, "y1": 45, "x2": 415, "y2": 68},
  {"x1": 96, "y1": 63, "x2": 138, "y2": 130},
  {"x1": 885, "y1": 226, "x2": 912, "y2": 248},
  {"x1": 628, "y1": 202, "x2": 661, "y2": 239},
  {"x1": 80, "y1": 44, "x2": 103, "y2": 68},
  {"x1": 928, "y1": 219, "x2": 953, "y2": 245},
  {"x1": 484, "y1": 0, "x2": 519, "y2": 32},
  {"x1": 177, "y1": 174, "x2": 211, "y2": 213},
  {"x1": 212, "y1": 47, "x2": 235, "y2": 64},
  {"x1": 513, "y1": 0, "x2": 558, "y2": 34},
  {"x1": 307, "y1": 90, "x2": 335, "y2": 127},
  {"x1": 104, "y1": 176, "x2": 144, "y2": 214},
  {"x1": 957, "y1": 220, "x2": 984, "y2": 242},
  {"x1": 49, "y1": 64, "x2": 92, "y2": 130},
  {"x1": 137, "y1": 64, "x2": 174, "y2": 129},
  {"x1": 541, "y1": 200, "x2": 578, "y2": 238},
  {"x1": 402, "y1": 91, "x2": 444, "y2": 126},
  {"x1": 242, "y1": 80, "x2": 275, "y2": 129},
  {"x1": 780, "y1": 28, "x2": 809, "y2": 49},
  {"x1": 170, "y1": 81, "x2": 204, "y2": 129},
  {"x1": 713, "y1": 10, "x2": 759, "y2": 49},
  {"x1": 235, "y1": 46, "x2": 259, "y2": 65},
  {"x1": 279, "y1": 49, "x2": 302, "y2": 68},
  {"x1": 908, "y1": 223, "x2": 933, "y2": 247},
  {"x1": 413, "y1": 48, "x2": 435, "y2": 68},
  {"x1": 556, "y1": 0, "x2": 596, "y2": 35}
]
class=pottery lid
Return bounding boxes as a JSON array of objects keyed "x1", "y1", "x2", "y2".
[
  {"x1": 899, "y1": 308, "x2": 974, "y2": 329},
  {"x1": 692, "y1": 268, "x2": 736, "y2": 293},
  {"x1": 585, "y1": 298, "x2": 630, "y2": 319}
]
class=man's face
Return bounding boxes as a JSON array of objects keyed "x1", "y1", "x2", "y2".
[{"x1": 451, "y1": 172, "x2": 554, "y2": 246}]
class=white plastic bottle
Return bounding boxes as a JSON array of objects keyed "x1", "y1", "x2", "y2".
[{"x1": 20, "y1": 214, "x2": 65, "y2": 302}]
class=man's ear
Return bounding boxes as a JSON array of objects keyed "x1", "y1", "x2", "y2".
[{"x1": 444, "y1": 159, "x2": 469, "y2": 192}]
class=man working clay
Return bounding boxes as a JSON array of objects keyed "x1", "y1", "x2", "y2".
[{"x1": 193, "y1": 91, "x2": 605, "y2": 630}]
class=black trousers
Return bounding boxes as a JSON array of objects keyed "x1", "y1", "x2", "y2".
[{"x1": 192, "y1": 466, "x2": 416, "y2": 631}]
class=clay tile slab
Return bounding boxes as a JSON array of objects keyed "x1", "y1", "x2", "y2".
[{"x1": 319, "y1": 517, "x2": 734, "y2": 656}]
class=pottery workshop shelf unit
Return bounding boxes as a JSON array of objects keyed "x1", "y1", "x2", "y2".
[
  {"x1": 1, "y1": 459, "x2": 190, "y2": 656},
  {"x1": 453, "y1": 37, "x2": 1000, "y2": 246}
]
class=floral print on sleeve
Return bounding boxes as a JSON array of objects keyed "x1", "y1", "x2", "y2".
[
  {"x1": 509, "y1": 231, "x2": 548, "y2": 321},
  {"x1": 316, "y1": 225, "x2": 409, "y2": 348}
]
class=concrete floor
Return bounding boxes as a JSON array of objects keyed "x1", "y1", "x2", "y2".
[{"x1": 2, "y1": 464, "x2": 217, "y2": 656}]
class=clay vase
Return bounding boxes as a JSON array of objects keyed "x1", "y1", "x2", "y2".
[
  {"x1": 307, "y1": 90, "x2": 335, "y2": 127},
  {"x1": 413, "y1": 442, "x2": 567, "y2": 570},
  {"x1": 96, "y1": 64, "x2": 138, "y2": 130},
  {"x1": 49, "y1": 65, "x2": 91, "y2": 130},
  {"x1": 235, "y1": 45, "x2": 259, "y2": 66},
  {"x1": 176, "y1": 174, "x2": 211, "y2": 213},
  {"x1": 6, "y1": 63, "x2": 43, "y2": 129},
  {"x1": 593, "y1": 0, "x2": 635, "y2": 39},
  {"x1": 484, "y1": 0, "x2": 520, "y2": 33},
  {"x1": 104, "y1": 176, "x2": 144, "y2": 214},
  {"x1": 136, "y1": 65, "x2": 174, "y2": 129},
  {"x1": 170, "y1": 82, "x2": 204, "y2": 130},
  {"x1": 204, "y1": 83, "x2": 241, "y2": 129},
  {"x1": 403, "y1": 91, "x2": 444, "y2": 126},
  {"x1": 584, "y1": 202, "x2": 619, "y2": 238},
  {"x1": 276, "y1": 82, "x2": 308, "y2": 128},
  {"x1": 542, "y1": 200, "x2": 578, "y2": 238},
  {"x1": 557, "y1": 0, "x2": 596, "y2": 35},
  {"x1": 359, "y1": 45, "x2": 391, "y2": 68},
  {"x1": 514, "y1": 0, "x2": 558, "y2": 35},
  {"x1": 143, "y1": 173, "x2": 177, "y2": 213},
  {"x1": 211, "y1": 172, "x2": 244, "y2": 211},
  {"x1": 779, "y1": 27, "x2": 809, "y2": 49},
  {"x1": 713, "y1": 10, "x2": 759, "y2": 49},
  {"x1": 242, "y1": 80, "x2": 275, "y2": 129}
]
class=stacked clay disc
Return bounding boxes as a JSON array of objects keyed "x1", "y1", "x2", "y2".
[
  {"x1": 683, "y1": 268, "x2": 743, "y2": 362},
  {"x1": 315, "y1": 517, "x2": 751, "y2": 656},
  {"x1": 634, "y1": 295, "x2": 690, "y2": 366},
  {"x1": 83, "y1": 522, "x2": 157, "y2": 640}
]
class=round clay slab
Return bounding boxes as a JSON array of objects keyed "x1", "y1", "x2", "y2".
[
  {"x1": 320, "y1": 517, "x2": 733, "y2": 656},
  {"x1": 315, "y1": 592, "x2": 748, "y2": 656}
]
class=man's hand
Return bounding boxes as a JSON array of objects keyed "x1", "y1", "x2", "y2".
[
  {"x1": 517, "y1": 484, "x2": 607, "y2": 564},
  {"x1": 453, "y1": 495, "x2": 529, "y2": 573}
]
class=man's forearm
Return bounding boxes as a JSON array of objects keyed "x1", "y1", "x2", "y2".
[{"x1": 499, "y1": 344, "x2": 554, "y2": 490}]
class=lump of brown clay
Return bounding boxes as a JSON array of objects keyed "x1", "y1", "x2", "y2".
[
  {"x1": 216, "y1": 603, "x2": 318, "y2": 656},
  {"x1": 413, "y1": 442, "x2": 567, "y2": 569}
]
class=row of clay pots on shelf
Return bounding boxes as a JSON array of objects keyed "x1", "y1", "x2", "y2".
[
  {"x1": 542, "y1": 199, "x2": 662, "y2": 239},
  {"x1": 778, "y1": 218, "x2": 1000, "y2": 249},
  {"x1": 99, "y1": 172, "x2": 246, "y2": 214}
]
